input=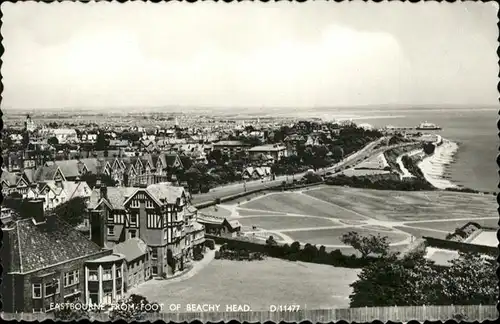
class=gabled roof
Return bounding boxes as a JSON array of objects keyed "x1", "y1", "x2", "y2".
[
  {"x1": 145, "y1": 183, "x2": 186, "y2": 204},
  {"x1": 8, "y1": 217, "x2": 103, "y2": 274},
  {"x1": 88, "y1": 187, "x2": 138, "y2": 210},
  {"x1": 53, "y1": 160, "x2": 82, "y2": 178},
  {"x1": 165, "y1": 153, "x2": 183, "y2": 168},
  {"x1": 1, "y1": 169, "x2": 19, "y2": 186},
  {"x1": 34, "y1": 164, "x2": 60, "y2": 182},
  {"x1": 112, "y1": 238, "x2": 150, "y2": 262}
]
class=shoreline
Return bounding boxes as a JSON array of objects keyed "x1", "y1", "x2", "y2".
[{"x1": 417, "y1": 138, "x2": 459, "y2": 190}]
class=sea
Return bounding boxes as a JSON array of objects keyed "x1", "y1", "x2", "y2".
[{"x1": 249, "y1": 106, "x2": 498, "y2": 193}]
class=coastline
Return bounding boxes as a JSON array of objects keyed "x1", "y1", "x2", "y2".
[{"x1": 417, "y1": 138, "x2": 459, "y2": 190}]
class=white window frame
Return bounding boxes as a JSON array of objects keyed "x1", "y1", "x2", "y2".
[
  {"x1": 130, "y1": 213, "x2": 138, "y2": 226},
  {"x1": 32, "y1": 283, "x2": 42, "y2": 299},
  {"x1": 145, "y1": 200, "x2": 154, "y2": 209},
  {"x1": 130, "y1": 199, "x2": 140, "y2": 208},
  {"x1": 107, "y1": 226, "x2": 114, "y2": 236},
  {"x1": 129, "y1": 229, "x2": 137, "y2": 239},
  {"x1": 44, "y1": 279, "x2": 60, "y2": 297},
  {"x1": 151, "y1": 248, "x2": 158, "y2": 260},
  {"x1": 116, "y1": 268, "x2": 122, "y2": 278},
  {"x1": 88, "y1": 270, "x2": 99, "y2": 281},
  {"x1": 64, "y1": 270, "x2": 80, "y2": 288},
  {"x1": 102, "y1": 269, "x2": 112, "y2": 281}
]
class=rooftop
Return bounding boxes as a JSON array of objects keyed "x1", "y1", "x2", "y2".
[{"x1": 7, "y1": 216, "x2": 104, "y2": 274}]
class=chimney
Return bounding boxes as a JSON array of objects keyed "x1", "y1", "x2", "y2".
[
  {"x1": 28, "y1": 199, "x2": 46, "y2": 224},
  {"x1": 89, "y1": 210, "x2": 105, "y2": 248},
  {"x1": 100, "y1": 185, "x2": 108, "y2": 200}
]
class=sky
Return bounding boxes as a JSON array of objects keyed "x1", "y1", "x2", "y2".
[{"x1": 1, "y1": 2, "x2": 499, "y2": 111}]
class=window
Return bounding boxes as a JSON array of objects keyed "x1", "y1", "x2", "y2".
[
  {"x1": 45, "y1": 279, "x2": 60, "y2": 297},
  {"x1": 152, "y1": 266, "x2": 158, "y2": 276},
  {"x1": 103, "y1": 292, "x2": 113, "y2": 305},
  {"x1": 129, "y1": 230, "x2": 137, "y2": 239},
  {"x1": 151, "y1": 248, "x2": 158, "y2": 260},
  {"x1": 116, "y1": 268, "x2": 122, "y2": 278},
  {"x1": 32, "y1": 283, "x2": 42, "y2": 299},
  {"x1": 114, "y1": 214, "x2": 124, "y2": 224},
  {"x1": 130, "y1": 213, "x2": 138, "y2": 226},
  {"x1": 107, "y1": 226, "x2": 114, "y2": 236},
  {"x1": 89, "y1": 293, "x2": 98, "y2": 305},
  {"x1": 147, "y1": 213, "x2": 161, "y2": 228},
  {"x1": 88, "y1": 270, "x2": 98, "y2": 281},
  {"x1": 64, "y1": 270, "x2": 79, "y2": 287},
  {"x1": 130, "y1": 199, "x2": 140, "y2": 208},
  {"x1": 102, "y1": 269, "x2": 112, "y2": 281},
  {"x1": 145, "y1": 200, "x2": 154, "y2": 208},
  {"x1": 164, "y1": 230, "x2": 168, "y2": 240}
]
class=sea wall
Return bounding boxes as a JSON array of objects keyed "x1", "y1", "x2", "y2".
[{"x1": 423, "y1": 236, "x2": 496, "y2": 255}]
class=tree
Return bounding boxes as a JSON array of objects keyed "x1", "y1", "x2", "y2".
[
  {"x1": 266, "y1": 235, "x2": 278, "y2": 246},
  {"x1": 340, "y1": 231, "x2": 390, "y2": 258},
  {"x1": 437, "y1": 252, "x2": 497, "y2": 305},
  {"x1": 95, "y1": 131, "x2": 108, "y2": 151},
  {"x1": 331, "y1": 146, "x2": 344, "y2": 160},
  {"x1": 48, "y1": 136, "x2": 59, "y2": 146},
  {"x1": 185, "y1": 167, "x2": 203, "y2": 192},
  {"x1": 53, "y1": 196, "x2": 87, "y2": 227},
  {"x1": 349, "y1": 251, "x2": 440, "y2": 307}
]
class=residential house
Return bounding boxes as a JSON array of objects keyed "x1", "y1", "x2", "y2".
[
  {"x1": 112, "y1": 238, "x2": 152, "y2": 289},
  {"x1": 212, "y1": 140, "x2": 251, "y2": 157},
  {"x1": 248, "y1": 144, "x2": 287, "y2": 162},
  {"x1": 197, "y1": 213, "x2": 241, "y2": 237},
  {"x1": 38, "y1": 179, "x2": 92, "y2": 210},
  {"x1": 242, "y1": 166, "x2": 272, "y2": 180},
  {"x1": 1, "y1": 199, "x2": 122, "y2": 313},
  {"x1": 87, "y1": 182, "x2": 204, "y2": 278}
]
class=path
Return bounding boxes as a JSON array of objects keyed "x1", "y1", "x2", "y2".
[{"x1": 126, "y1": 248, "x2": 217, "y2": 296}]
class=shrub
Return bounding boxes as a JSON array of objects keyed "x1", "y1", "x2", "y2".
[{"x1": 205, "y1": 239, "x2": 215, "y2": 250}]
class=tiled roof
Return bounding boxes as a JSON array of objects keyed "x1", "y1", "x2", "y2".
[
  {"x1": 213, "y1": 140, "x2": 248, "y2": 147},
  {"x1": 112, "y1": 238, "x2": 149, "y2": 262},
  {"x1": 146, "y1": 183, "x2": 185, "y2": 204},
  {"x1": 11, "y1": 217, "x2": 103, "y2": 273},
  {"x1": 34, "y1": 164, "x2": 59, "y2": 182},
  {"x1": 53, "y1": 160, "x2": 82, "y2": 178},
  {"x1": 1, "y1": 169, "x2": 19, "y2": 186},
  {"x1": 23, "y1": 168, "x2": 36, "y2": 184}
]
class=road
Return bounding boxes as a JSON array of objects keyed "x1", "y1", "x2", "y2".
[{"x1": 191, "y1": 137, "x2": 390, "y2": 206}]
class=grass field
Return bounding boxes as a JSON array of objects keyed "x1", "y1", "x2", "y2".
[
  {"x1": 282, "y1": 227, "x2": 408, "y2": 246},
  {"x1": 237, "y1": 216, "x2": 340, "y2": 230},
  {"x1": 130, "y1": 258, "x2": 359, "y2": 311},
  {"x1": 394, "y1": 226, "x2": 448, "y2": 239},
  {"x1": 305, "y1": 187, "x2": 497, "y2": 221},
  {"x1": 241, "y1": 192, "x2": 366, "y2": 220},
  {"x1": 236, "y1": 208, "x2": 288, "y2": 216},
  {"x1": 403, "y1": 218, "x2": 498, "y2": 233}
]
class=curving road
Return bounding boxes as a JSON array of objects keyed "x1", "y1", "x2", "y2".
[{"x1": 192, "y1": 137, "x2": 394, "y2": 206}]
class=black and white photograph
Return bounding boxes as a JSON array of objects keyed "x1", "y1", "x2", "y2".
[{"x1": 0, "y1": 1, "x2": 498, "y2": 322}]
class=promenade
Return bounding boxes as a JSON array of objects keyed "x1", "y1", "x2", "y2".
[{"x1": 191, "y1": 137, "x2": 389, "y2": 206}]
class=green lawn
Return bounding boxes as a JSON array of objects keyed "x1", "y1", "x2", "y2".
[
  {"x1": 236, "y1": 208, "x2": 288, "y2": 216},
  {"x1": 241, "y1": 193, "x2": 366, "y2": 220},
  {"x1": 237, "y1": 216, "x2": 340, "y2": 230},
  {"x1": 282, "y1": 227, "x2": 408, "y2": 246},
  {"x1": 200, "y1": 205, "x2": 233, "y2": 217},
  {"x1": 402, "y1": 218, "x2": 498, "y2": 233},
  {"x1": 305, "y1": 187, "x2": 497, "y2": 222},
  {"x1": 394, "y1": 226, "x2": 448, "y2": 239},
  {"x1": 129, "y1": 258, "x2": 359, "y2": 311}
]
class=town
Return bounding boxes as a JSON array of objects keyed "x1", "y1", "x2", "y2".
[{"x1": 1, "y1": 110, "x2": 497, "y2": 321}]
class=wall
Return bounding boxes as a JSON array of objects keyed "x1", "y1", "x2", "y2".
[{"x1": 423, "y1": 236, "x2": 497, "y2": 255}]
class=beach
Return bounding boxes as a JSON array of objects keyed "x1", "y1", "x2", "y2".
[{"x1": 417, "y1": 139, "x2": 459, "y2": 189}]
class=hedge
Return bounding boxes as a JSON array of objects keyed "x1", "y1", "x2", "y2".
[{"x1": 207, "y1": 234, "x2": 378, "y2": 268}]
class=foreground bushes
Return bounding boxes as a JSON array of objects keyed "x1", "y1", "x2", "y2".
[{"x1": 211, "y1": 235, "x2": 378, "y2": 268}]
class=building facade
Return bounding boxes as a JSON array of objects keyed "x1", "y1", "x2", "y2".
[{"x1": 88, "y1": 183, "x2": 205, "y2": 278}]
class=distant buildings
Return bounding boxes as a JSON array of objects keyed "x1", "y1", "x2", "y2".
[
  {"x1": 248, "y1": 144, "x2": 287, "y2": 162},
  {"x1": 212, "y1": 140, "x2": 251, "y2": 157}
]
